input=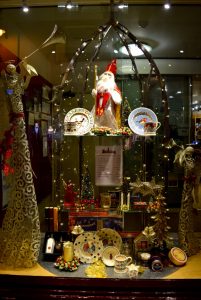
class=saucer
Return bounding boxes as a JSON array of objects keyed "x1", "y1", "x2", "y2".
[
  {"x1": 114, "y1": 267, "x2": 128, "y2": 274},
  {"x1": 102, "y1": 246, "x2": 120, "y2": 267}
]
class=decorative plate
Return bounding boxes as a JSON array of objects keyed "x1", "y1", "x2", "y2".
[
  {"x1": 128, "y1": 107, "x2": 158, "y2": 136},
  {"x1": 64, "y1": 108, "x2": 94, "y2": 136},
  {"x1": 102, "y1": 246, "x2": 120, "y2": 267},
  {"x1": 73, "y1": 232, "x2": 103, "y2": 264},
  {"x1": 97, "y1": 228, "x2": 122, "y2": 250}
]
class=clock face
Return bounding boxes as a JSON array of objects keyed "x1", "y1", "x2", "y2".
[{"x1": 64, "y1": 108, "x2": 94, "y2": 135}]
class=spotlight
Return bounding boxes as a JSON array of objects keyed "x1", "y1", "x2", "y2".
[
  {"x1": 119, "y1": 43, "x2": 152, "y2": 57},
  {"x1": 57, "y1": 4, "x2": 66, "y2": 8},
  {"x1": 0, "y1": 28, "x2": 6, "y2": 37},
  {"x1": 57, "y1": 1, "x2": 78, "y2": 10},
  {"x1": 164, "y1": 1, "x2": 171, "y2": 10},
  {"x1": 22, "y1": 0, "x2": 29, "y2": 13},
  {"x1": 66, "y1": 1, "x2": 73, "y2": 9},
  {"x1": 118, "y1": 1, "x2": 128, "y2": 9}
]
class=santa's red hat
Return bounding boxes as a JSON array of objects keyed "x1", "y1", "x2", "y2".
[{"x1": 105, "y1": 59, "x2": 117, "y2": 75}]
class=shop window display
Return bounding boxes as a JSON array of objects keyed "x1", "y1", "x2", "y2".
[
  {"x1": 37, "y1": 4, "x2": 198, "y2": 278},
  {"x1": 0, "y1": 2, "x2": 201, "y2": 299}
]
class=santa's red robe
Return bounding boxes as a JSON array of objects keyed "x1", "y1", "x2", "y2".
[{"x1": 95, "y1": 92, "x2": 111, "y2": 116}]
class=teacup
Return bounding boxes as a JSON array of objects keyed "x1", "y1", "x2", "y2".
[
  {"x1": 114, "y1": 254, "x2": 132, "y2": 273},
  {"x1": 144, "y1": 121, "x2": 161, "y2": 135}
]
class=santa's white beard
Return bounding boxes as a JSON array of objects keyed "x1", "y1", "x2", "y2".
[{"x1": 96, "y1": 77, "x2": 115, "y2": 93}]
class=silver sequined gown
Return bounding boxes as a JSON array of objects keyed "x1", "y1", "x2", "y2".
[{"x1": 0, "y1": 69, "x2": 41, "y2": 268}]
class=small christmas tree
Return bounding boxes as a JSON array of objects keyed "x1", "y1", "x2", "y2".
[
  {"x1": 150, "y1": 192, "x2": 172, "y2": 246},
  {"x1": 81, "y1": 165, "x2": 94, "y2": 201},
  {"x1": 122, "y1": 97, "x2": 132, "y2": 127}
]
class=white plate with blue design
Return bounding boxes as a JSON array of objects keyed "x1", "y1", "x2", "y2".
[{"x1": 128, "y1": 107, "x2": 158, "y2": 136}]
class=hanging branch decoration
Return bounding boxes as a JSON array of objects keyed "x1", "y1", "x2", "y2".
[
  {"x1": 113, "y1": 23, "x2": 143, "y2": 99},
  {"x1": 22, "y1": 24, "x2": 67, "y2": 61},
  {"x1": 79, "y1": 25, "x2": 112, "y2": 107},
  {"x1": 115, "y1": 22, "x2": 169, "y2": 126},
  {"x1": 59, "y1": 14, "x2": 169, "y2": 141},
  {"x1": 54, "y1": 0, "x2": 170, "y2": 210},
  {"x1": 61, "y1": 24, "x2": 111, "y2": 88}
]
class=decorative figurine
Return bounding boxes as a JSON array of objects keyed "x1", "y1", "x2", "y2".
[
  {"x1": 174, "y1": 145, "x2": 201, "y2": 256},
  {"x1": 0, "y1": 62, "x2": 40, "y2": 267},
  {"x1": 92, "y1": 59, "x2": 122, "y2": 130}
]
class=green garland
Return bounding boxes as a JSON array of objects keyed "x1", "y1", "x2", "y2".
[{"x1": 91, "y1": 126, "x2": 133, "y2": 136}]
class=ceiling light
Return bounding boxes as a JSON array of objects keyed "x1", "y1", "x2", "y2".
[
  {"x1": 22, "y1": 0, "x2": 29, "y2": 13},
  {"x1": 164, "y1": 1, "x2": 171, "y2": 10},
  {"x1": 119, "y1": 43, "x2": 152, "y2": 57},
  {"x1": 180, "y1": 49, "x2": 184, "y2": 54},
  {"x1": 66, "y1": 3, "x2": 73, "y2": 9},
  {"x1": 57, "y1": 4, "x2": 66, "y2": 8},
  {"x1": 0, "y1": 28, "x2": 6, "y2": 37},
  {"x1": 118, "y1": 1, "x2": 128, "y2": 9},
  {"x1": 65, "y1": 1, "x2": 78, "y2": 9}
]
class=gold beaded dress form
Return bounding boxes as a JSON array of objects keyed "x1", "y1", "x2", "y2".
[{"x1": 0, "y1": 63, "x2": 41, "y2": 268}]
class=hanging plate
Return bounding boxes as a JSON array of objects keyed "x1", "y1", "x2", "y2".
[
  {"x1": 64, "y1": 108, "x2": 94, "y2": 136},
  {"x1": 128, "y1": 107, "x2": 158, "y2": 136}
]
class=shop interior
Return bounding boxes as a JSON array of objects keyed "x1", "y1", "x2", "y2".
[{"x1": 0, "y1": 0, "x2": 201, "y2": 298}]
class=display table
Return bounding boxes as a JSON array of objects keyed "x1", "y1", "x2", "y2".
[{"x1": 0, "y1": 251, "x2": 201, "y2": 299}]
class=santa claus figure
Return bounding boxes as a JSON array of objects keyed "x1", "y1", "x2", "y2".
[{"x1": 92, "y1": 59, "x2": 122, "y2": 130}]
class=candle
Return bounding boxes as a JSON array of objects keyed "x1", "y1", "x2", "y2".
[
  {"x1": 63, "y1": 241, "x2": 74, "y2": 262},
  {"x1": 127, "y1": 192, "x2": 130, "y2": 209},
  {"x1": 120, "y1": 192, "x2": 124, "y2": 210},
  {"x1": 53, "y1": 207, "x2": 58, "y2": 232}
]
